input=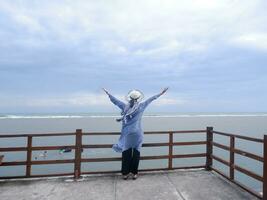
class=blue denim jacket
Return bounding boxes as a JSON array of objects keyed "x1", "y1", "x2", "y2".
[{"x1": 108, "y1": 93, "x2": 161, "y2": 153}]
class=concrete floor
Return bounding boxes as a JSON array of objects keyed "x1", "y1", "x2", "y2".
[{"x1": 0, "y1": 170, "x2": 258, "y2": 200}]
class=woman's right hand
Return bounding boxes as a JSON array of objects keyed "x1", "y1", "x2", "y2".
[{"x1": 160, "y1": 87, "x2": 169, "y2": 96}]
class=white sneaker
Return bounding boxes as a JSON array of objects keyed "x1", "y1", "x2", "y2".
[
  {"x1": 132, "y1": 174, "x2": 138, "y2": 180},
  {"x1": 123, "y1": 174, "x2": 129, "y2": 180}
]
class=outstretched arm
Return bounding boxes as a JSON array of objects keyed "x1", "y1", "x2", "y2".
[
  {"x1": 141, "y1": 87, "x2": 169, "y2": 109},
  {"x1": 103, "y1": 88, "x2": 126, "y2": 110}
]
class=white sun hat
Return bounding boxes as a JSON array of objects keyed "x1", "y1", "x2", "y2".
[{"x1": 126, "y1": 89, "x2": 144, "y2": 102}]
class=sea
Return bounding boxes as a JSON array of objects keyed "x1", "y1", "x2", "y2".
[{"x1": 0, "y1": 112, "x2": 266, "y2": 194}]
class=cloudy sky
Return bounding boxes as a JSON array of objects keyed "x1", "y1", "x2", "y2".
[{"x1": 0, "y1": 0, "x2": 267, "y2": 113}]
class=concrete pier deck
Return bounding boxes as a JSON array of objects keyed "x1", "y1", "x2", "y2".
[{"x1": 0, "y1": 170, "x2": 258, "y2": 200}]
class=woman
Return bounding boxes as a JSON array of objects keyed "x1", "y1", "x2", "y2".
[{"x1": 103, "y1": 87, "x2": 168, "y2": 180}]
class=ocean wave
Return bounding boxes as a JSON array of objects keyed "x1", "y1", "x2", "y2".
[
  {"x1": 143, "y1": 114, "x2": 267, "y2": 118},
  {"x1": 0, "y1": 114, "x2": 122, "y2": 119},
  {"x1": 1, "y1": 113, "x2": 267, "y2": 119},
  {"x1": 0, "y1": 115, "x2": 86, "y2": 119}
]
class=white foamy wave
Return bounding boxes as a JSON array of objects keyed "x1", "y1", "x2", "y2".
[
  {"x1": 1, "y1": 115, "x2": 83, "y2": 119},
  {"x1": 144, "y1": 114, "x2": 267, "y2": 118},
  {"x1": 0, "y1": 115, "x2": 120, "y2": 119},
  {"x1": 0, "y1": 113, "x2": 267, "y2": 119}
]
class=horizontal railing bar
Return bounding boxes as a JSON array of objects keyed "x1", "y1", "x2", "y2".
[
  {"x1": 212, "y1": 131, "x2": 263, "y2": 143},
  {"x1": 234, "y1": 164, "x2": 263, "y2": 182},
  {"x1": 31, "y1": 159, "x2": 75, "y2": 165},
  {"x1": 0, "y1": 134, "x2": 32, "y2": 138},
  {"x1": 82, "y1": 154, "x2": 207, "y2": 163},
  {"x1": 139, "y1": 166, "x2": 206, "y2": 171},
  {"x1": 82, "y1": 130, "x2": 207, "y2": 135},
  {"x1": 2, "y1": 154, "x2": 207, "y2": 166},
  {"x1": 213, "y1": 142, "x2": 230, "y2": 151},
  {"x1": 1, "y1": 159, "x2": 75, "y2": 166},
  {"x1": 82, "y1": 155, "x2": 169, "y2": 162},
  {"x1": 213, "y1": 142, "x2": 264, "y2": 162},
  {"x1": 82, "y1": 142, "x2": 206, "y2": 149},
  {"x1": 81, "y1": 166, "x2": 206, "y2": 175},
  {"x1": 0, "y1": 141, "x2": 210, "y2": 152},
  {"x1": 28, "y1": 133, "x2": 75, "y2": 137},
  {"x1": 83, "y1": 132, "x2": 120, "y2": 135},
  {"x1": 0, "y1": 141, "x2": 208, "y2": 152},
  {"x1": 129, "y1": 167, "x2": 170, "y2": 172},
  {"x1": 212, "y1": 155, "x2": 230, "y2": 166},
  {"x1": 141, "y1": 155, "x2": 169, "y2": 160},
  {"x1": 172, "y1": 165, "x2": 206, "y2": 170},
  {"x1": 29, "y1": 173, "x2": 74, "y2": 178},
  {"x1": 0, "y1": 130, "x2": 206, "y2": 138},
  {"x1": 0, "y1": 147, "x2": 27, "y2": 152},
  {"x1": 173, "y1": 141, "x2": 207, "y2": 146},
  {"x1": 143, "y1": 143, "x2": 169, "y2": 147},
  {"x1": 151, "y1": 130, "x2": 206, "y2": 134},
  {"x1": 82, "y1": 143, "x2": 170, "y2": 149},
  {"x1": 0, "y1": 132, "x2": 75, "y2": 138},
  {"x1": 234, "y1": 148, "x2": 264, "y2": 162},
  {"x1": 0, "y1": 173, "x2": 74, "y2": 179},
  {"x1": 172, "y1": 130, "x2": 207, "y2": 134},
  {"x1": 81, "y1": 170, "x2": 121, "y2": 175},
  {"x1": 0, "y1": 145, "x2": 76, "y2": 152},
  {"x1": 0, "y1": 134, "x2": 30, "y2": 138},
  {"x1": 83, "y1": 144, "x2": 112, "y2": 148},
  {"x1": 82, "y1": 157, "x2": 121, "y2": 162},
  {"x1": 1, "y1": 161, "x2": 26, "y2": 166},
  {"x1": 32, "y1": 145, "x2": 76, "y2": 151},
  {"x1": 0, "y1": 146, "x2": 76, "y2": 152},
  {"x1": 82, "y1": 168, "x2": 170, "y2": 175},
  {"x1": 82, "y1": 168, "x2": 175, "y2": 175},
  {"x1": 0, "y1": 130, "x2": 262, "y2": 144},
  {"x1": 0, "y1": 175, "x2": 27, "y2": 179},
  {"x1": 172, "y1": 153, "x2": 206, "y2": 158},
  {"x1": 211, "y1": 167, "x2": 262, "y2": 199}
]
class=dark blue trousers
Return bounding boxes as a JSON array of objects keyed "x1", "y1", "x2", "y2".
[{"x1": 121, "y1": 148, "x2": 140, "y2": 175}]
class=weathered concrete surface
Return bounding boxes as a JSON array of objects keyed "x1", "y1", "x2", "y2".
[
  {"x1": 116, "y1": 172, "x2": 183, "y2": 200},
  {"x1": 167, "y1": 170, "x2": 258, "y2": 200},
  {"x1": 0, "y1": 170, "x2": 258, "y2": 200}
]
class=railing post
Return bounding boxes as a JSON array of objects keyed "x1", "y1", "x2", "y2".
[
  {"x1": 74, "y1": 129, "x2": 82, "y2": 179},
  {"x1": 168, "y1": 132, "x2": 173, "y2": 170},
  {"x1": 26, "y1": 136, "x2": 32, "y2": 177},
  {"x1": 230, "y1": 136, "x2": 235, "y2": 180},
  {"x1": 206, "y1": 127, "x2": 213, "y2": 171},
  {"x1": 263, "y1": 135, "x2": 267, "y2": 200}
]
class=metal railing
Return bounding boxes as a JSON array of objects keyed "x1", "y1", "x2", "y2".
[
  {"x1": 0, "y1": 127, "x2": 266, "y2": 199},
  {"x1": 207, "y1": 128, "x2": 266, "y2": 199}
]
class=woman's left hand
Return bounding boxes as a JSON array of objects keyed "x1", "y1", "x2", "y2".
[{"x1": 102, "y1": 88, "x2": 109, "y2": 95}]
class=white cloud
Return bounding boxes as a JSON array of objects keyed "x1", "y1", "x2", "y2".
[
  {"x1": 153, "y1": 97, "x2": 185, "y2": 106},
  {"x1": 14, "y1": 14, "x2": 43, "y2": 32},
  {"x1": 100, "y1": 41, "x2": 128, "y2": 55},
  {"x1": 0, "y1": 93, "x2": 111, "y2": 108},
  {"x1": 1, "y1": 0, "x2": 266, "y2": 56},
  {"x1": 134, "y1": 40, "x2": 183, "y2": 56},
  {"x1": 0, "y1": 92, "x2": 184, "y2": 108},
  {"x1": 231, "y1": 33, "x2": 267, "y2": 50},
  {"x1": 30, "y1": 93, "x2": 111, "y2": 107}
]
